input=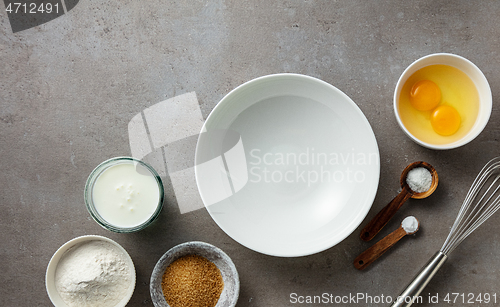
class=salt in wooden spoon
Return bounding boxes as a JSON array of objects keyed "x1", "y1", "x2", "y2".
[
  {"x1": 360, "y1": 161, "x2": 437, "y2": 242},
  {"x1": 354, "y1": 216, "x2": 420, "y2": 270}
]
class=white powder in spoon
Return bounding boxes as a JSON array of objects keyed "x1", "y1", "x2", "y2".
[
  {"x1": 55, "y1": 240, "x2": 133, "y2": 307},
  {"x1": 402, "y1": 216, "x2": 419, "y2": 234},
  {"x1": 406, "y1": 167, "x2": 432, "y2": 193}
]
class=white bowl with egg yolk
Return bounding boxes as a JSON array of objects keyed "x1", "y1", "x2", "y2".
[{"x1": 394, "y1": 53, "x2": 492, "y2": 150}]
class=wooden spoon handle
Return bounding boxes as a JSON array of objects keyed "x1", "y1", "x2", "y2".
[
  {"x1": 354, "y1": 227, "x2": 407, "y2": 270},
  {"x1": 360, "y1": 187, "x2": 412, "y2": 241}
]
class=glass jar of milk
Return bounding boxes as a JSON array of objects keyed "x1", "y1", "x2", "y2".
[{"x1": 84, "y1": 157, "x2": 164, "y2": 232}]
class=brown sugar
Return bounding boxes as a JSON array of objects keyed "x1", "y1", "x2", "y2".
[{"x1": 161, "y1": 254, "x2": 224, "y2": 307}]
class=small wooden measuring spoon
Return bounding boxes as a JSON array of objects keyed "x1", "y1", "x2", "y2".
[
  {"x1": 360, "y1": 161, "x2": 437, "y2": 242},
  {"x1": 354, "y1": 216, "x2": 420, "y2": 270}
]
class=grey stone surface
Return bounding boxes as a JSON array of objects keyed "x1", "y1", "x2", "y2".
[{"x1": 1, "y1": 1, "x2": 500, "y2": 306}]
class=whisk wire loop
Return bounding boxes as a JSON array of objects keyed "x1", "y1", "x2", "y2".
[{"x1": 441, "y1": 158, "x2": 500, "y2": 255}]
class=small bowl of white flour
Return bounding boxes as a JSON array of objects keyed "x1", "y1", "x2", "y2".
[{"x1": 46, "y1": 235, "x2": 136, "y2": 307}]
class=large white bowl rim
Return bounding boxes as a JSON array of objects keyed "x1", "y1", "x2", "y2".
[{"x1": 195, "y1": 73, "x2": 380, "y2": 257}]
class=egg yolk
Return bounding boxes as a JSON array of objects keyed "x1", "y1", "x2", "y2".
[
  {"x1": 430, "y1": 105, "x2": 461, "y2": 136},
  {"x1": 410, "y1": 80, "x2": 441, "y2": 111}
]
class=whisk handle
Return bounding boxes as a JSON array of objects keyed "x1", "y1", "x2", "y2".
[{"x1": 390, "y1": 251, "x2": 448, "y2": 307}]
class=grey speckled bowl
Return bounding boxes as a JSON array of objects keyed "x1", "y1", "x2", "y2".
[{"x1": 150, "y1": 241, "x2": 239, "y2": 307}]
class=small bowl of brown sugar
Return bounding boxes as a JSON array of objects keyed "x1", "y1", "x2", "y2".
[{"x1": 150, "y1": 241, "x2": 239, "y2": 307}]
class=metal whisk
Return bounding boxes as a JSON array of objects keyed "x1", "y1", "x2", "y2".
[{"x1": 390, "y1": 157, "x2": 500, "y2": 307}]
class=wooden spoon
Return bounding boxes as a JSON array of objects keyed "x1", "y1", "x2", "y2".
[
  {"x1": 354, "y1": 216, "x2": 420, "y2": 270},
  {"x1": 360, "y1": 161, "x2": 437, "y2": 242}
]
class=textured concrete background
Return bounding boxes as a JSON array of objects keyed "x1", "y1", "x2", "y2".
[{"x1": 1, "y1": 1, "x2": 500, "y2": 306}]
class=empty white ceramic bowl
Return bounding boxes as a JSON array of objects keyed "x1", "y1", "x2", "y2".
[
  {"x1": 195, "y1": 73, "x2": 380, "y2": 257},
  {"x1": 150, "y1": 241, "x2": 239, "y2": 307},
  {"x1": 46, "y1": 235, "x2": 136, "y2": 307},
  {"x1": 394, "y1": 53, "x2": 492, "y2": 150}
]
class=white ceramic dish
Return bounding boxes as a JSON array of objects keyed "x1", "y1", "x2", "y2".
[
  {"x1": 394, "y1": 53, "x2": 492, "y2": 150},
  {"x1": 195, "y1": 73, "x2": 380, "y2": 257},
  {"x1": 46, "y1": 235, "x2": 136, "y2": 307}
]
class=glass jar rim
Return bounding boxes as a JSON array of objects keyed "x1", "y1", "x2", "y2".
[{"x1": 84, "y1": 157, "x2": 164, "y2": 233}]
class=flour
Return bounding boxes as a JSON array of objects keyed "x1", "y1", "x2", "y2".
[{"x1": 55, "y1": 240, "x2": 132, "y2": 307}]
